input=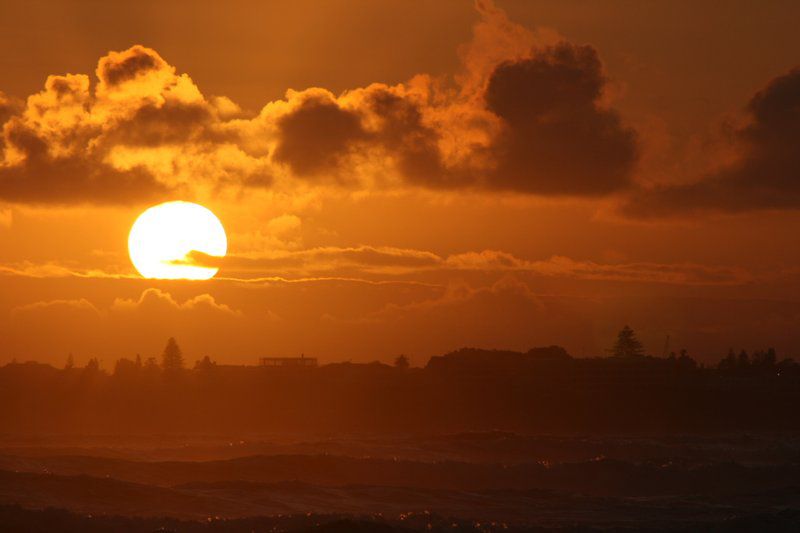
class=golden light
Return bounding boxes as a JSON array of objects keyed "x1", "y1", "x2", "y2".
[{"x1": 128, "y1": 201, "x2": 227, "y2": 280}]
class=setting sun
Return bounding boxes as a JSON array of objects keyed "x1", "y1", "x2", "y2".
[{"x1": 128, "y1": 201, "x2": 227, "y2": 280}]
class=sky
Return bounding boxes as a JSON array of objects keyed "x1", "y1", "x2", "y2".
[{"x1": 1, "y1": 0, "x2": 800, "y2": 367}]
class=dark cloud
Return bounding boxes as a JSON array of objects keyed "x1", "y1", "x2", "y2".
[
  {"x1": 0, "y1": 120, "x2": 170, "y2": 205},
  {"x1": 102, "y1": 100, "x2": 224, "y2": 147},
  {"x1": 482, "y1": 43, "x2": 638, "y2": 195},
  {"x1": 270, "y1": 42, "x2": 638, "y2": 196},
  {"x1": 622, "y1": 66, "x2": 800, "y2": 216},
  {"x1": 272, "y1": 88, "x2": 450, "y2": 186},
  {"x1": 272, "y1": 96, "x2": 366, "y2": 177},
  {"x1": 361, "y1": 87, "x2": 449, "y2": 187},
  {"x1": 97, "y1": 45, "x2": 165, "y2": 87},
  {"x1": 0, "y1": 92, "x2": 20, "y2": 154},
  {"x1": 0, "y1": 92, "x2": 20, "y2": 125}
]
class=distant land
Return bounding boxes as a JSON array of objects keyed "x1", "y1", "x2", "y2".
[{"x1": 1, "y1": 342, "x2": 797, "y2": 435}]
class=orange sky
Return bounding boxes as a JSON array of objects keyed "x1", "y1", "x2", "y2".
[{"x1": 2, "y1": 0, "x2": 800, "y2": 367}]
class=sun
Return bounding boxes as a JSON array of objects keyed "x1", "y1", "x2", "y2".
[{"x1": 128, "y1": 201, "x2": 227, "y2": 280}]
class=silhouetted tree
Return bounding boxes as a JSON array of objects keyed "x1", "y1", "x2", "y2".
[
  {"x1": 719, "y1": 349, "x2": 737, "y2": 371},
  {"x1": 738, "y1": 349, "x2": 750, "y2": 369},
  {"x1": 64, "y1": 353, "x2": 74, "y2": 370},
  {"x1": 143, "y1": 357, "x2": 160, "y2": 380},
  {"x1": 135, "y1": 354, "x2": 142, "y2": 368},
  {"x1": 161, "y1": 337, "x2": 184, "y2": 373},
  {"x1": 610, "y1": 326, "x2": 645, "y2": 357},
  {"x1": 677, "y1": 348, "x2": 697, "y2": 370},
  {"x1": 764, "y1": 347, "x2": 777, "y2": 367},
  {"x1": 84, "y1": 357, "x2": 100, "y2": 374},
  {"x1": 194, "y1": 355, "x2": 217, "y2": 371},
  {"x1": 114, "y1": 357, "x2": 139, "y2": 377},
  {"x1": 394, "y1": 354, "x2": 410, "y2": 370}
]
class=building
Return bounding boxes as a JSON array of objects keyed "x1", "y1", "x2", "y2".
[{"x1": 259, "y1": 354, "x2": 318, "y2": 367}]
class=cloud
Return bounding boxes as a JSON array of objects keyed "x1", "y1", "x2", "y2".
[
  {"x1": 0, "y1": 241, "x2": 750, "y2": 288},
  {"x1": 13, "y1": 4, "x2": 800, "y2": 214},
  {"x1": 264, "y1": 83, "x2": 454, "y2": 189},
  {"x1": 12, "y1": 298, "x2": 101, "y2": 316},
  {"x1": 272, "y1": 92, "x2": 367, "y2": 178},
  {"x1": 0, "y1": 261, "x2": 135, "y2": 279},
  {"x1": 96, "y1": 45, "x2": 169, "y2": 89},
  {"x1": 0, "y1": 91, "x2": 19, "y2": 127},
  {"x1": 0, "y1": 114, "x2": 170, "y2": 204},
  {"x1": 442, "y1": 251, "x2": 749, "y2": 286},
  {"x1": 267, "y1": 39, "x2": 637, "y2": 195},
  {"x1": 178, "y1": 245, "x2": 748, "y2": 286},
  {"x1": 0, "y1": 46, "x2": 267, "y2": 205},
  {"x1": 325, "y1": 276, "x2": 592, "y2": 357},
  {"x1": 179, "y1": 245, "x2": 442, "y2": 275},
  {"x1": 0, "y1": 2, "x2": 639, "y2": 205},
  {"x1": 0, "y1": 208, "x2": 10, "y2": 228},
  {"x1": 622, "y1": 66, "x2": 800, "y2": 216},
  {"x1": 6, "y1": 288, "x2": 244, "y2": 362},
  {"x1": 111, "y1": 288, "x2": 240, "y2": 315},
  {"x1": 12, "y1": 289, "x2": 239, "y2": 318},
  {"x1": 518, "y1": 255, "x2": 750, "y2": 286},
  {"x1": 481, "y1": 43, "x2": 638, "y2": 195},
  {"x1": 0, "y1": 67, "x2": 170, "y2": 205},
  {"x1": 366, "y1": 276, "x2": 544, "y2": 321}
]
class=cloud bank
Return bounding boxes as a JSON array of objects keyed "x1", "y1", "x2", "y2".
[
  {"x1": 0, "y1": 2, "x2": 638, "y2": 206},
  {"x1": 1, "y1": 1, "x2": 797, "y2": 217},
  {"x1": 622, "y1": 66, "x2": 800, "y2": 216}
]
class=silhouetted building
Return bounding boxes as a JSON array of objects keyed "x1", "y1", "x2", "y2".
[{"x1": 259, "y1": 354, "x2": 318, "y2": 367}]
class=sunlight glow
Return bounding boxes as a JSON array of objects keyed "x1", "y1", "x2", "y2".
[{"x1": 128, "y1": 201, "x2": 227, "y2": 280}]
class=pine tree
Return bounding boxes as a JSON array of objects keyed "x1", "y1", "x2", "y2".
[
  {"x1": 610, "y1": 325, "x2": 645, "y2": 357},
  {"x1": 85, "y1": 357, "x2": 100, "y2": 373},
  {"x1": 161, "y1": 337, "x2": 184, "y2": 373},
  {"x1": 64, "y1": 353, "x2": 75, "y2": 370}
]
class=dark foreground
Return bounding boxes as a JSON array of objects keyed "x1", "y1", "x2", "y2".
[
  {"x1": 3, "y1": 348, "x2": 800, "y2": 530},
  {"x1": 1, "y1": 432, "x2": 800, "y2": 532},
  {"x1": 2, "y1": 504, "x2": 799, "y2": 532}
]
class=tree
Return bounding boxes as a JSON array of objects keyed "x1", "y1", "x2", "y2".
[
  {"x1": 610, "y1": 326, "x2": 645, "y2": 358},
  {"x1": 85, "y1": 357, "x2": 100, "y2": 373},
  {"x1": 764, "y1": 347, "x2": 777, "y2": 367},
  {"x1": 718, "y1": 349, "x2": 737, "y2": 371},
  {"x1": 738, "y1": 349, "x2": 750, "y2": 369},
  {"x1": 677, "y1": 348, "x2": 697, "y2": 370},
  {"x1": 143, "y1": 357, "x2": 160, "y2": 379},
  {"x1": 64, "y1": 353, "x2": 74, "y2": 370},
  {"x1": 114, "y1": 357, "x2": 139, "y2": 377},
  {"x1": 161, "y1": 337, "x2": 184, "y2": 373},
  {"x1": 394, "y1": 354, "x2": 410, "y2": 370},
  {"x1": 194, "y1": 355, "x2": 217, "y2": 371}
]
